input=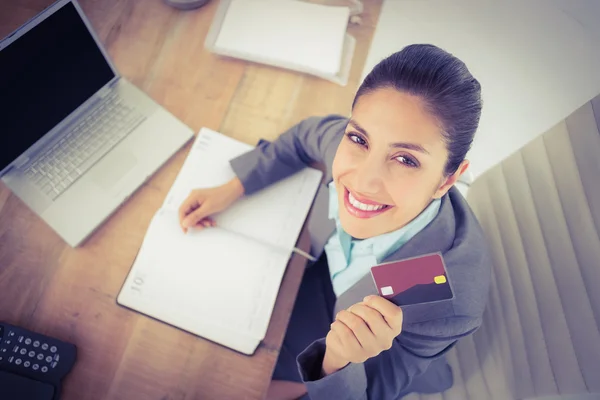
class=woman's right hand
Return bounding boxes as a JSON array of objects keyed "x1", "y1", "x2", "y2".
[{"x1": 178, "y1": 177, "x2": 245, "y2": 233}]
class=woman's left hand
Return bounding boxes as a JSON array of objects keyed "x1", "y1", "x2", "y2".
[{"x1": 322, "y1": 295, "x2": 403, "y2": 375}]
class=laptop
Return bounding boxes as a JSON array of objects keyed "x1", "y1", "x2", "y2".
[{"x1": 0, "y1": 0, "x2": 194, "y2": 247}]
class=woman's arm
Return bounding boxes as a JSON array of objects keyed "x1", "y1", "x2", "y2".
[
  {"x1": 297, "y1": 315, "x2": 482, "y2": 400},
  {"x1": 229, "y1": 115, "x2": 347, "y2": 195}
]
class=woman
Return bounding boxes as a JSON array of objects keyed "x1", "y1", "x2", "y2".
[{"x1": 179, "y1": 44, "x2": 491, "y2": 400}]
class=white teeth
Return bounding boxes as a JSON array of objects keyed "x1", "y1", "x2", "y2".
[{"x1": 348, "y1": 191, "x2": 387, "y2": 212}]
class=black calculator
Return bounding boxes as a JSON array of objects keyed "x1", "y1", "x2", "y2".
[{"x1": 0, "y1": 322, "x2": 77, "y2": 400}]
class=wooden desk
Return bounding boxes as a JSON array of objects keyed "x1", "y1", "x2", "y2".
[{"x1": 0, "y1": 1, "x2": 381, "y2": 398}]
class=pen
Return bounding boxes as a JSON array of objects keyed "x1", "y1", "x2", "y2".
[{"x1": 293, "y1": 247, "x2": 317, "y2": 262}]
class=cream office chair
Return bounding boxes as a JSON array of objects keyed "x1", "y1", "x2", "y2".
[{"x1": 406, "y1": 94, "x2": 600, "y2": 400}]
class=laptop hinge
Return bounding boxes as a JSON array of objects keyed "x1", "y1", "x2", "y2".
[
  {"x1": 97, "y1": 77, "x2": 120, "y2": 98},
  {"x1": 0, "y1": 166, "x2": 14, "y2": 178},
  {"x1": 13, "y1": 156, "x2": 30, "y2": 169}
]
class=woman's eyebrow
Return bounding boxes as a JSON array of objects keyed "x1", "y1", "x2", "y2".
[{"x1": 348, "y1": 119, "x2": 431, "y2": 155}]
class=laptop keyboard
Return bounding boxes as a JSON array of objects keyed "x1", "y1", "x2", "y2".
[{"x1": 24, "y1": 92, "x2": 146, "y2": 200}]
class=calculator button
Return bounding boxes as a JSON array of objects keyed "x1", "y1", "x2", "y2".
[
  {"x1": 1, "y1": 348, "x2": 6, "y2": 353},
  {"x1": 8, "y1": 356, "x2": 14, "y2": 363},
  {"x1": 13, "y1": 346, "x2": 19, "y2": 353},
  {"x1": 8, "y1": 331, "x2": 15, "y2": 337},
  {"x1": 15, "y1": 358, "x2": 22, "y2": 365},
  {"x1": 17, "y1": 336, "x2": 23, "y2": 343},
  {"x1": 24, "y1": 361, "x2": 31, "y2": 368},
  {"x1": 45, "y1": 356, "x2": 53, "y2": 363},
  {"x1": 50, "y1": 346, "x2": 57, "y2": 353},
  {"x1": 51, "y1": 361, "x2": 58, "y2": 369},
  {"x1": 21, "y1": 349, "x2": 27, "y2": 355},
  {"x1": 41, "y1": 343, "x2": 49, "y2": 350},
  {"x1": 5, "y1": 340, "x2": 11, "y2": 345},
  {"x1": 37, "y1": 353, "x2": 44, "y2": 361},
  {"x1": 32, "y1": 364, "x2": 39, "y2": 370},
  {"x1": 54, "y1": 354, "x2": 60, "y2": 362},
  {"x1": 0, "y1": 356, "x2": 3, "y2": 361},
  {"x1": 25, "y1": 338, "x2": 32, "y2": 345},
  {"x1": 33, "y1": 340, "x2": 40, "y2": 348},
  {"x1": 28, "y1": 351, "x2": 35, "y2": 358},
  {"x1": 41, "y1": 366, "x2": 48, "y2": 373}
]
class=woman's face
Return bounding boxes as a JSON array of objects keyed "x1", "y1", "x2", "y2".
[{"x1": 332, "y1": 88, "x2": 468, "y2": 239}]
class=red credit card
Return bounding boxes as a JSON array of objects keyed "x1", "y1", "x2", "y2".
[{"x1": 370, "y1": 253, "x2": 454, "y2": 307}]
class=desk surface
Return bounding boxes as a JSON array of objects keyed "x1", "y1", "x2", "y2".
[{"x1": 0, "y1": 1, "x2": 381, "y2": 398}]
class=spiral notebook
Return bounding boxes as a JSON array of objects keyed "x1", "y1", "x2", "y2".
[{"x1": 117, "y1": 128, "x2": 322, "y2": 355}]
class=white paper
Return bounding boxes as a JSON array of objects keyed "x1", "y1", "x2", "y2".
[
  {"x1": 119, "y1": 208, "x2": 290, "y2": 338},
  {"x1": 164, "y1": 129, "x2": 253, "y2": 210},
  {"x1": 214, "y1": 167, "x2": 322, "y2": 251},
  {"x1": 214, "y1": 0, "x2": 349, "y2": 76},
  {"x1": 165, "y1": 128, "x2": 322, "y2": 252},
  {"x1": 119, "y1": 129, "x2": 322, "y2": 352}
]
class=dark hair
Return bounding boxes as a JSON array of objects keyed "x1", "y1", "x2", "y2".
[{"x1": 353, "y1": 44, "x2": 482, "y2": 176}]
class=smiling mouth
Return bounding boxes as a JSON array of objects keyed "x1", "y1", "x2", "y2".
[{"x1": 343, "y1": 187, "x2": 392, "y2": 218}]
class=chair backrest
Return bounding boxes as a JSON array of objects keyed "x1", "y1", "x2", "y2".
[{"x1": 462, "y1": 94, "x2": 600, "y2": 399}]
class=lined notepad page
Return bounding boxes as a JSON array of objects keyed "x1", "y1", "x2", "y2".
[
  {"x1": 164, "y1": 129, "x2": 322, "y2": 252},
  {"x1": 118, "y1": 129, "x2": 322, "y2": 354},
  {"x1": 119, "y1": 209, "x2": 290, "y2": 352},
  {"x1": 214, "y1": 0, "x2": 350, "y2": 76}
]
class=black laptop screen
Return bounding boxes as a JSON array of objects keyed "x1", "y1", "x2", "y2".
[{"x1": 0, "y1": 2, "x2": 115, "y2": 171}]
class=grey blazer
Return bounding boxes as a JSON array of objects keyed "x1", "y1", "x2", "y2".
[{"x1": 230, "y1": 115, "x2": 491, "y2": 400}]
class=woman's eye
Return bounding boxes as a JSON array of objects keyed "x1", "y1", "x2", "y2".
[
  {"x1": 396, "y1": 155, "x2": 419, "y2": 168},
  {"x1": 347, "y1": 133, "x2": 367, "y2": 146}
]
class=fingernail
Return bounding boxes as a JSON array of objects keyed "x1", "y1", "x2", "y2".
[{"x1": 364, "y1": 295, "x2": 373, "y2": 302}]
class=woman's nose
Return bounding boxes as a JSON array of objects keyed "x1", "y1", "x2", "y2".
[{"x1": 352, "y1": 156, "x2": 383, "y2": 194}]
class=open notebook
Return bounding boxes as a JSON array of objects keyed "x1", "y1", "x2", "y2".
[{"x1": 117, "y1": 128, "x2": 322, "y2": 355}]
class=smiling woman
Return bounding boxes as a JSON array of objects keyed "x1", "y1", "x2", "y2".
[
  {"x1": 334, "y1": 45, "x2": 482, "y2": 240},
  {"x1": 334, "y1": 90, "x2": 447, "y2": 239},
  {"x1": 179, "y1": 44, "x2": 490, "y2": 400}
]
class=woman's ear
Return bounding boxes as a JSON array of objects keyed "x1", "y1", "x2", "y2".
[{"x1": 433, "y1": 160, "x2": 470, "y2": 199}]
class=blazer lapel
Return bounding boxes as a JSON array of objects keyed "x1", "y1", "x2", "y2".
[{"x1": 307, "y1": 182, "x2": 336, "y2": 260}]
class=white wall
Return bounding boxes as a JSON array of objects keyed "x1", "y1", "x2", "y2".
[
  {"x1": 361, "y1": 0, "x2": 600, "y2": 179},
  {"x1": 548, "y1": 0, "x2": 600, "y2": 41}
]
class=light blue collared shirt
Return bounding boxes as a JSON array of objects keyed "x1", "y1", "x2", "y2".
[{"x1": 324, "y1": 182, "x2": 441, "y2": 297}]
